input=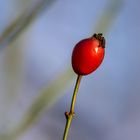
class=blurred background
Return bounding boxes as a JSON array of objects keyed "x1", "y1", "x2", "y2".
[{"x1": 0, "y1": 0, "x2": 140, "y2": 140}]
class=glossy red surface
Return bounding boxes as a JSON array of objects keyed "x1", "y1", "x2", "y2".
[{"x1": 72, "y1": 38, "x2": 105, "y2": 75}]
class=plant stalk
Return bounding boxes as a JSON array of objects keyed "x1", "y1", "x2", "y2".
[{"x1": 62, "y1": 75, "x2": 82, "y2": 140}]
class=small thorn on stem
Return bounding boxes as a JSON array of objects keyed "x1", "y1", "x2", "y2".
[
  {"x1": 65, "y1": 112, "x2": 75, "y2": 119},
  {"x1": 65, "y1": 112, "x2": 69, "y2": 119}
]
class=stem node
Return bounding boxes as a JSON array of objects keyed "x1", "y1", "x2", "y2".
[{"x1": 62, "y1": 75, "x2": 82, "y2": 140}]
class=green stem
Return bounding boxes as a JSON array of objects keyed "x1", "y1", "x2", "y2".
[{"x1": 62, "y1": 75, "x2": 82, "y2": 140}]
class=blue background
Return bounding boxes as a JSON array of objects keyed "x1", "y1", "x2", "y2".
[{"x1": 0, "y1": 0, "x2": 140, "y2": 140}]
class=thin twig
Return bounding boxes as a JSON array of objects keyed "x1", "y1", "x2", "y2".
[{"x1": 63, "y1": 75, "x2": 82, "y2": 140}]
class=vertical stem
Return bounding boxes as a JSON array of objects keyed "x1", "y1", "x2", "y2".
[{"x1": 62, "y1": 75, "x2": 82, "y2": 140}]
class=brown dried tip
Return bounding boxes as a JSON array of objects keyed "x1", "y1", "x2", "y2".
[{"x1": 92, "y1": 33, "x2": 105, "y2": 48}]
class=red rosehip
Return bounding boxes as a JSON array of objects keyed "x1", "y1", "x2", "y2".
[{"x1": 72, "y1": 33, "x2": 105, "y2": 75}]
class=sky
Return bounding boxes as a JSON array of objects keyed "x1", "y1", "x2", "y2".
[{"x1": 0, "y1": 0, "x2": 140, "y2": 140}]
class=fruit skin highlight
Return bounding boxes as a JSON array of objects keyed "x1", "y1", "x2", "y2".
[{"x1": 72, "y1": 33, "x2": 105, "y2": 75}]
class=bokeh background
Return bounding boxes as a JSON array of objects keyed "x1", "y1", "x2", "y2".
[{"x1": 0, "y1": 0, "x2": 140, "y2": 140}]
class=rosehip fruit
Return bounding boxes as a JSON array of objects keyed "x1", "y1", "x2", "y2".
[{"x1": 72, "y1": 33, "x2": 105, "y2": 75}]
